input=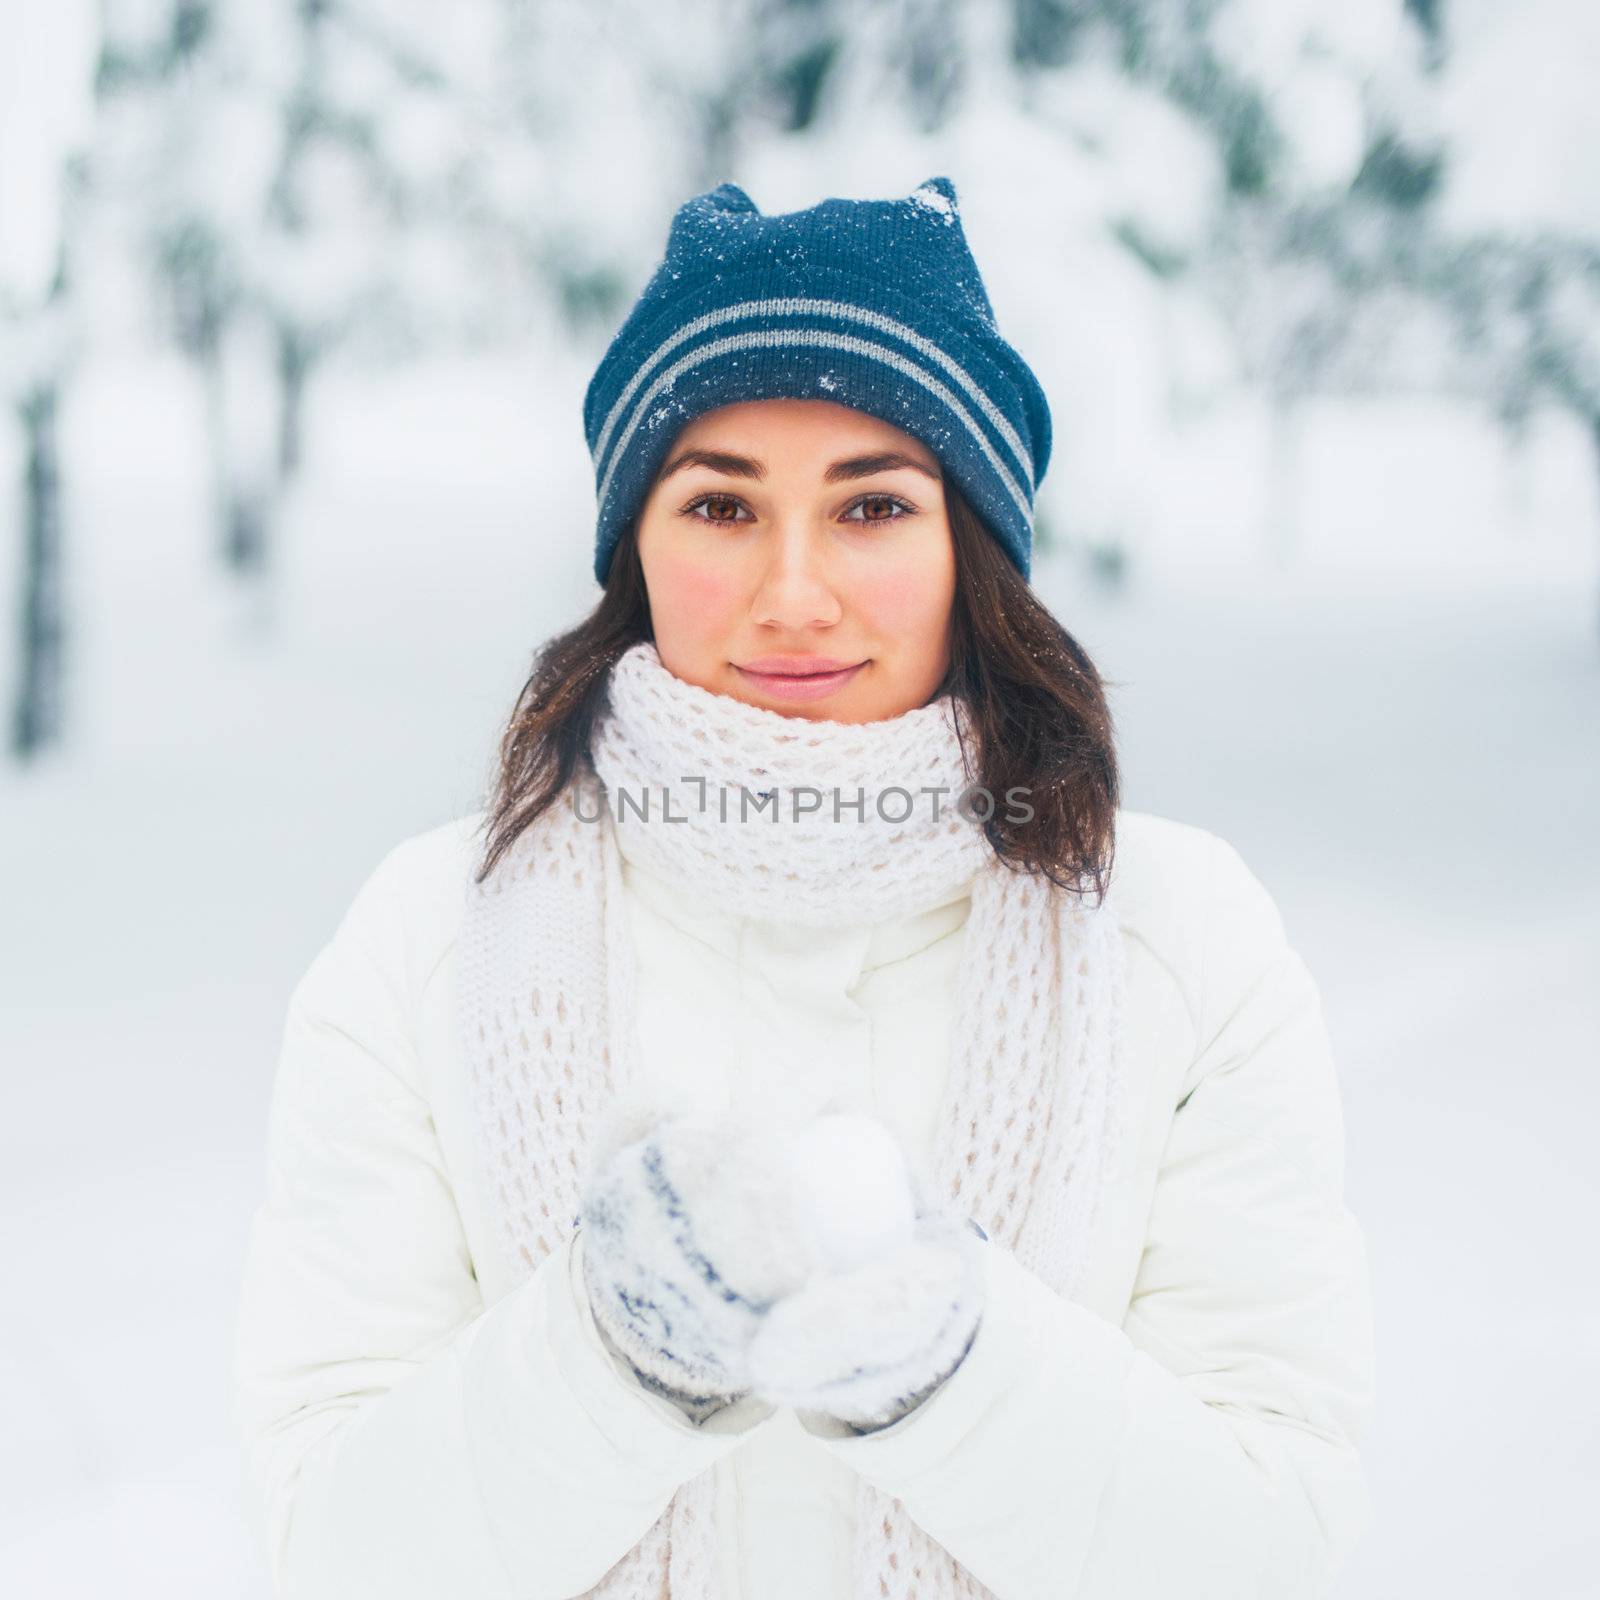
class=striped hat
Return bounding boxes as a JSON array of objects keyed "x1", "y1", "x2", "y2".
[{"x1": 583, "y1": 176, "x2": 1052, "y2": 585}]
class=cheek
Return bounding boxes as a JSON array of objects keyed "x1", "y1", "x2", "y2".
[
  {"x1": 853, "y1": 560, "x2": 954, "y2": 637},
  {"x1": 648, "y1": 552, "x2": 743, "y2": 640}
]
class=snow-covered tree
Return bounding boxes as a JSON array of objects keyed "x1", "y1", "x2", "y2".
[
  {"x1": 1425, "y1": 0, "x2": 1600, "y2": 626},
  {"x1": 93, "y1": 0, "x2": 286, "y2": 571},
  {"x1": 1188, "y1": 0, "x2": 1600, "y2": 604},
  {"x1": 90, "y1": 0, "x2": 764, "y2": 575},
  {"x1": 2, "y1": 0, "x2": 98, "y2": 758}
]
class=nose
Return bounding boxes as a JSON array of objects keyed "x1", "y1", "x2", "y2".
[{"x1": 749, "y1": 522, "x2": 843, "y2": 631}]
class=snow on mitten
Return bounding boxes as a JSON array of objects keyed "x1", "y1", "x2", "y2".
[
  {"x1": 577, "y1": 1098, "x2": 825, "y2": 1411},
  {"x1": 745, "y1": 1203, "x2": 988, "y2": 1432}
]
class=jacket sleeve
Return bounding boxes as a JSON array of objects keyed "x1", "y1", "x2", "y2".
[
  {"x1": 230, "y1": 839, "x2": 770, "y2": 1600},
  {"x1": 799, "y1": 832, "x2": 1377, "y2": 1600}
]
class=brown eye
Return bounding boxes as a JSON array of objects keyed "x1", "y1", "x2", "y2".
[
  {"x1": 683, "y1": 494, "x2": 750, "y2": 524},
  {"x1": 843, "y1": 494, "x2": 915, "y2": 524}
]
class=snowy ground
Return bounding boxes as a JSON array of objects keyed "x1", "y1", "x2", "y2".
[{"x1": 1, "y1": 349, "x2": 1596, "y2": 1597}]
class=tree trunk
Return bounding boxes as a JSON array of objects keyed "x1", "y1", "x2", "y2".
[
  {"x1": 277, "y1": 324, "x2": 309, "y2": 482},
  {"x1": 200, "y1": 310, "x2": 277, "y2": 575},
  {"x1": 10, "y1": 384, "x2": 65, "y2": 758}
]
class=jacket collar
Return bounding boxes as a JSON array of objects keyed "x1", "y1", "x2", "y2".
[{"x1": 619, "y1": 851, "x2": 971, "y2": 973}]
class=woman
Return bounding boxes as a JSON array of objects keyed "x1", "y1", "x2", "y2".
[{"x1": 232, "y1": 178, "x2": 1375, "y2": 1600}]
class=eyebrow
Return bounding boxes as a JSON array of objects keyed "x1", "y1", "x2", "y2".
[{"x1": 654, "y1": 448, "x2": 942, "y2": 485}]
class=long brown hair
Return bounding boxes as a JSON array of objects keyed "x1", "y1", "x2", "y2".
[{"x1": 472, "y1": 484, "x2": 1121, "y2": 900}]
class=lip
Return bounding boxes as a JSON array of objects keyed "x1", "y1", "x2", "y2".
[{"x1": 734, "y1": 655, "x2": 868, "y2": 702}]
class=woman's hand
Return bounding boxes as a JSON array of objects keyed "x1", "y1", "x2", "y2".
[
  {"x1": 578, "y1": 1096, "x2": 985, "y2": 1429},
  {"x1": 745, "y1": 1207, "x2": 988, "y2": 1432},
  {"x1": 577, "y1": 1101, "x2": 822, "y2": 1410}
]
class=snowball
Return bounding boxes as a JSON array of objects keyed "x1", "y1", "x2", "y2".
[{"x1": 780, "y1": 1112, "x2": 918, "y2": 1275}]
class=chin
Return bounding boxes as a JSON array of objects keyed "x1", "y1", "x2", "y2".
[{"x1": 732, "y1": 686, "x2": 850, "y2": 720}]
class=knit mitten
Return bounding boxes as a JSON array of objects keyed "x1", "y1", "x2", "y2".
[
  {"x1": 745, "y1": 1206, "x2": 988, "y2": 1432},
  {"x1": 577, "y1": 1098, "x2": 827, "y2": 1412}
]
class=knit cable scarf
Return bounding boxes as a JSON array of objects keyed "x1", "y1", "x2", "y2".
[{"x1": 455, "y1": 639, "x2": 1130, "y2": 1600}]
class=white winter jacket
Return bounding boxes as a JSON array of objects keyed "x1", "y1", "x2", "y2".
[{"x1": 231, "y1": 806, "x2": 1376, "y2": 1600}]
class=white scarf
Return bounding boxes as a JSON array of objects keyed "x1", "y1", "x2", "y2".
[{"x1": 455, "y1": 639, "x2": 1130, "y2": 1600}]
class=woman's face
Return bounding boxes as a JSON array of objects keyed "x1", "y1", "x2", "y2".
[{"x1": 634, "y1": 398, "x2": 956, "y2": 722}]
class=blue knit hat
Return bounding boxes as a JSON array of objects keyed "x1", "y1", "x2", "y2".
[{"x1": 583, "y1": 176, "x2": 1052, "y2": 586}]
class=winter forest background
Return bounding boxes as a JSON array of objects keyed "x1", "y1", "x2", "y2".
[{"x1": 2, "y1": 1, "x2": 1596, "y2": 1596}]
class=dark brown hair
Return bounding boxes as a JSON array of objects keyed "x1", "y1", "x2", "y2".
[{"x1": 472, "y1": 484, "x2": 1121, "y2": 901}]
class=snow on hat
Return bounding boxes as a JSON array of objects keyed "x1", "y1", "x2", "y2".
[{"x1": 582, "y1": 176, "x2": 1053, "y2": 585}]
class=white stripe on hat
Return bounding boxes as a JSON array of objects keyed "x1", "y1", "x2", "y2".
[
  {"x1": 596, "y1": 325, "x2": 1035, "y2": 531},
  {"x1": 592, "y1": 296, "x2": 1036, "y2": 492}
]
